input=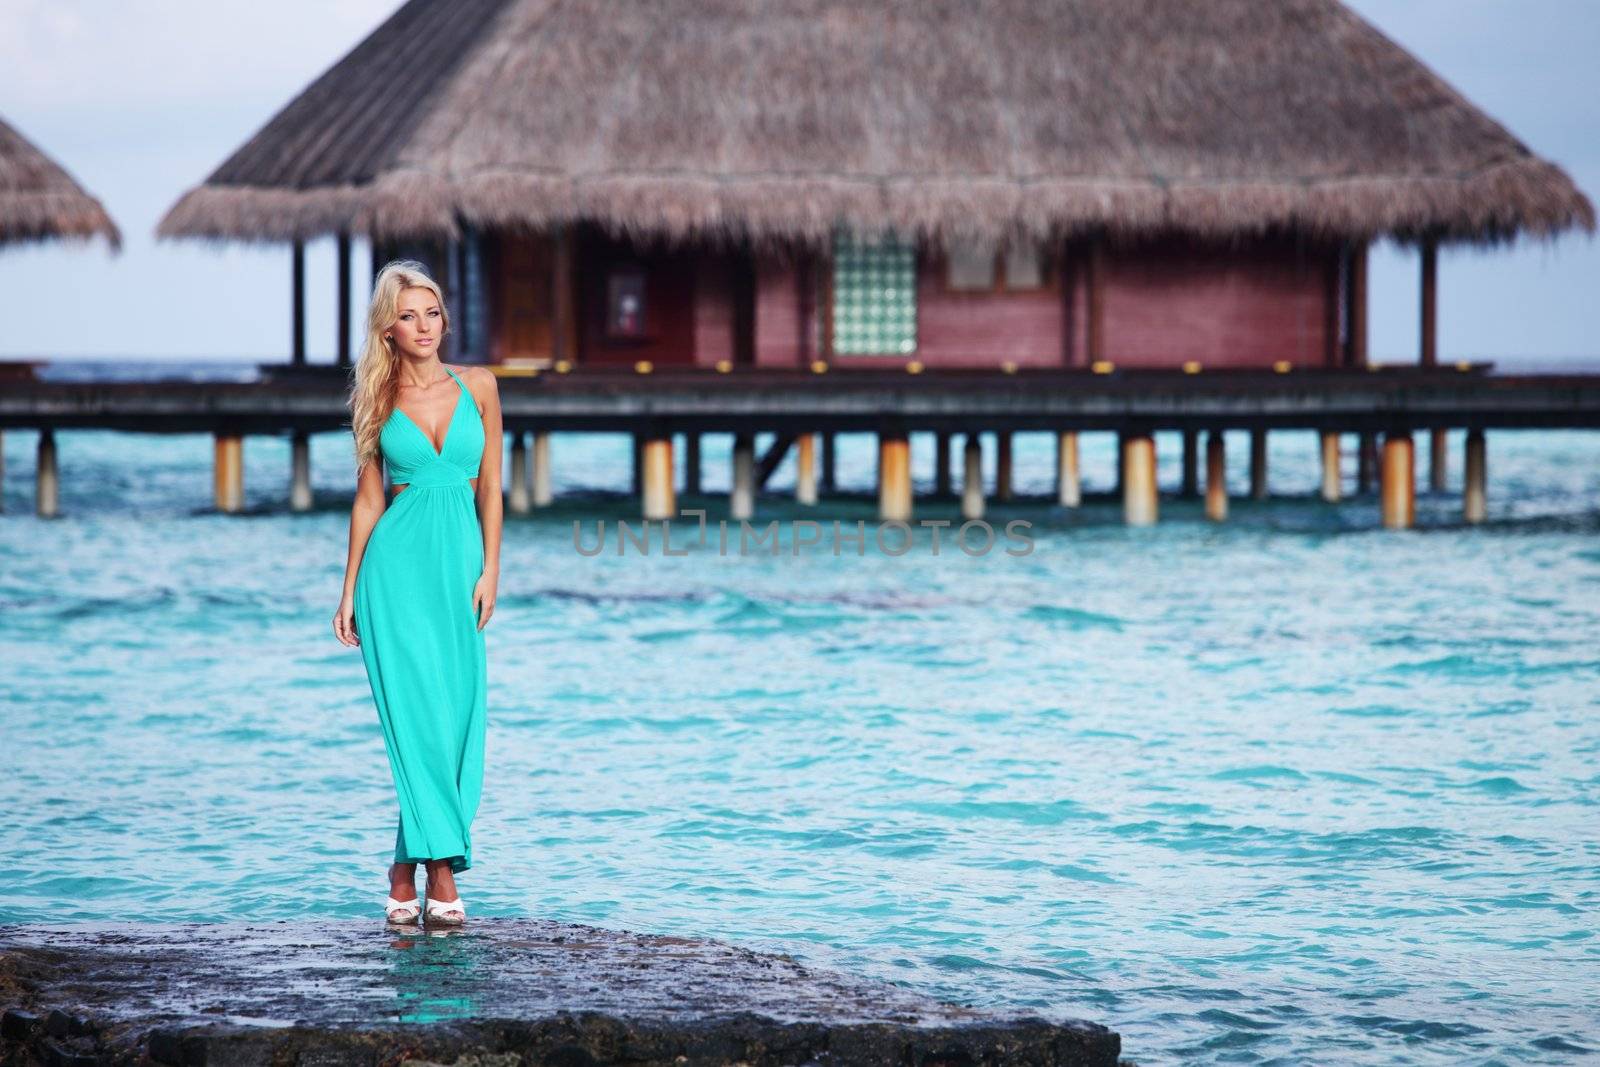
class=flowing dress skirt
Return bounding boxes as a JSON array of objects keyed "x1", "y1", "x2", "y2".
[{"x1": 353, "y1": 480, "x2": 487, "y2": 873}]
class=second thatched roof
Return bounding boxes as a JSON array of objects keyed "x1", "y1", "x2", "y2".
[
  {"x1": 158, "y1": 0, "x2": 1594, "y2": 249},
  {"x1": 0, "y1": 116, "x2": 120, "y2": 250}
]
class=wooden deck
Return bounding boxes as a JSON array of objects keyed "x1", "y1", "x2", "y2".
[{"x1": 5, "y1": 364, "x2": 1600, "y2": 435}]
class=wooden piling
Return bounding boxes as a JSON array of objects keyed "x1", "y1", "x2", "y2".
[
  {"x1": 684, "y1": 432, "x2": 701, "y2": 496},
  {"x1": 1249, "y1": 429, "x2": 1268, "y2": 499},
  {"x1": 1319, "y1": 431, "x2": 1341, "y2": 503},
  {"x1": 1056, "y1": 431, "x2": 1080, "y2": 507},
  {"x1": 214, "y1": 432, "x2": 243, "y2": 513},
  {"x1": 631, "y1": 432, "x2": 643, "y2": 498},
  {"x1": 878, "y1": 432, "x2": 912, "y2": 522},
  {"x1": 1122, "y1": 432, "x2": 1157, "y2": 526},
  {"x1": 995, "y1": 431, "x2": 1013, "y2": 502},
  {"x1": 290, "y1": 431, "x2": 313, "y2": 512},
  {"x1": 1380, "y1": 431, "x2": 1415, "y2": 529},
  {"x1": 531, "y1": 431, "x2": 553, "y2": 506},
  {"x1": 795, "y1": 432, "x2": 817, "y2": 505},
  {"x1": 507, "y1": 431, "x2": 530, "y2": 514},
  {"x1": 820, "y1": 432, "x2": 836, "y2": 492},
  {"x1": 37, "y1": 428, "x2": 58, "y2": 518},
  {"x1": 641, "y1": 435, "x2": 675, "y2": 520},
  {"x1": 1357, "y1": 431, "x2": 1377, "y2": 494},
  {"x1": 1181, "y1": 428, "x2": 1199, "y2": 497},
  {"x1": 961, "y1": 433, "x2": 984, "y2": 521},
  {"x1": 1205, "y1": 431, "x2": 1227, "y2": 522},
  {"x1": 1430, "y1": 428, "x2": 1449, "y2": 492},
  {"x1": 1464, "y1": 429, "x2": 1487, "y2": 524},
  {"x1": 1114, "y1": 431, "x2": 1124, "y2": 497},
  {"x1": 731, "y1": 433, "x2": 755, "y2": 520},
  {"x1": 934, "y1": 432, "x2": 951, "y2": 497}
]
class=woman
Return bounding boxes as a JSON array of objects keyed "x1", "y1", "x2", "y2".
[{"x1": 332, "y1": 260, "x2": 503, "y2": 926}]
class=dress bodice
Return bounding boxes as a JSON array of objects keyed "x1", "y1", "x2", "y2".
[{"x1": 379, "y1": 367, "x2": 485, "y2": 488}]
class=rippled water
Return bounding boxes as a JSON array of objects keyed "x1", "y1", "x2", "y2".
[{"x1": 2, "y1": 424, "x2": 1598, "y2": 1065}]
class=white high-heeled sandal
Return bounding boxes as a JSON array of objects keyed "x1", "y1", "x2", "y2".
[
  {"x1": 425, "y1": 894, "x2": 466, "y2": 925},
  {"x1": 383, "y1": 895, "x2": 421, "y2": 924}
]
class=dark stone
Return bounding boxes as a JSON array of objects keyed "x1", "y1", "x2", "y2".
[
  {"x1": 0, "y1": 920, "x2": 1121, "y2": 1066},
  {"x1": 39, "y1": 1036, "x2": 100, "y2": 1067},
  {"x1": 1, "y1": 1009, "x2": 39, "y2": 1042}
]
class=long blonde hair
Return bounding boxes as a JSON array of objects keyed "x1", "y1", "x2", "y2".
[{"x1": 348, "y1": 259, "x2": 453, "y2": 473}]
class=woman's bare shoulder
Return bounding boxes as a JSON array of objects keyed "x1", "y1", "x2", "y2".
[{"x1": 452, "y1": 364, "x2": 499, "y2": 404}]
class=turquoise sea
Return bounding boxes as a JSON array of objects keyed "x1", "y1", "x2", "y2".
[{"x1": 2, "y1": 414, "x2": 1598, "y2": 1065}]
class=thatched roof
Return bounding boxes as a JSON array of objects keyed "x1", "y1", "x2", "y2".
[
  {"x1": 0, "y1": 116, "x2": 120, "y2": 250},
  {"x1": 158, "y1": 0, "x2": 1594, "y2": 249}
]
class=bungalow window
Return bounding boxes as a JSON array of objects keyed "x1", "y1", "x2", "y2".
[
  {"x1": 943, "y1": 237, "x2": 1047, "y2": 292},
  {"x1": 831, "y1": 229, "x2": 917, "y2": 355},
  {"x1": 605, "y1": 268, "x2": 647, "y2": 339},
  {"x1": 1003, "y1": 241, "x2": 1044, "y2": 289},
  {"x1": 945, "y1": 236, "x2": 997, "y2": 290}
]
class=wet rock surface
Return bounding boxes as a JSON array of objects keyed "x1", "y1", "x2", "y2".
[{"x1": 0, "y1": 919, "x2": 1121, "y2": 1065}]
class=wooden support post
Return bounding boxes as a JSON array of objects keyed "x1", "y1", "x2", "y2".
[
  {"x1": 641, "y1": 435, "x2": 675, "y2": 520},
  {"x1": 337, "y1": 232, "x2": 352, "y2": 367},
  {"x1": 1056, "y1": 431, "x2": 1080, "y2": 508},
  {"x1": 531, "y1": 431, "x2": 553, "y2": 506},
  {"x1": 1430, "y1": 428, "x2": 1448, "y2": 492},
  {"x1": 684, "y1": 432, "x2": 702, "y2": 496},
  {"x1": 995, "y1": 431, "x2": 1013, "y2": 502},
  {"x1": 1420, "y1": 237, "x2": 1437, "y2": 367},
  {"x1": 1324, "y1": 245, "x2": 1342, "y2": 368},
  {"x1": 214, "y1": 432, "x2": 243, "y2": 513},
  {"x1": 1122, "y1": 432, "x2": 1157, "y2": 526},
  {"x1": 1357, "y1": 431, "x2": 1377, "y2": 494},
  {"x1": 290, "y1": 431, "x2": 313, "y2": 512},
  {"x1": 1319, "y1": 430, "x2": 1341, "y2": 503},
  {"x1": 507, "y1": 431, "x2": 530, "y2": 514},
  {"x1": 1086, "y1": 236, "x2": 1105, "y2": 366},
  {"x1": 878, "y1": 431, "x2": 912, "y2": 522},
  {"x1": 821, "y1": 432, "x2": 836, "y2": 492},
  {"x1": 731, "y1": 433, "x2": 755, "y2": 520},
  {"x1": 961, "y1": 433, "x2": 984, "y2": 521},
  {"x1": 1346, "y1": 241, "x2": 1368, "y2": 368},
  {"x1": 1380, "y1": 431, "x2": 1415, "y2": 530},
  {"x1": 36, "y1": 428, "x2": 58, "y2": 518},
  {"x1": 1114, "y1": 431, "x2": 1124, "y2": 496},
  {"x1": 754, "y1": 434, "x2": 796, "y2": 490},
  {"x1": 934, "y1": 432, "x2": 951, "y2": 497},
  {"x1": 291, "y1": 240, "x2": 306, "y2": 366},
  {"x1": 1181, "y1": 428, "x2": 1199, "y2": 498},
  {"x1": 1205, "y1": 431, "x2": 1227, "y2": 522},
  {"x1": 552, "y1": 225, "x2": 575, "y2": 365},
  {"x1": 795, "y1": 432, "x2": 817, "y2": 505},
  {"x1": 631, "y1": 432, "x2": 643, "y2": 498},
  {"x1": 1464, "y1": 429, "x2": 1487, "y2": 524},
  {"x1": 1249, "y1": 428, "x2": 1268, "y2": 499}
]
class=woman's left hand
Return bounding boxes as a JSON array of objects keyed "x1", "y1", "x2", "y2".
[{"x1": 472, "y1": 572, "x2": 497, "y2": 631}]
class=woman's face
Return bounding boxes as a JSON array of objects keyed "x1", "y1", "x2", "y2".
[{"x1": 388, "y1": 286, "x2": 442, "y2": 360}]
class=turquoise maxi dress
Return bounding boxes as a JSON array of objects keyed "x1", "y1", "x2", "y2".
[{"x1": 353, "y1": 366, "x2": 487, "y2": 874}]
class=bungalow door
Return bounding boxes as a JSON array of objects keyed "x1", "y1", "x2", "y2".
[{"x1": 494, "y1": 232, "x2": 573, "y2": 364}]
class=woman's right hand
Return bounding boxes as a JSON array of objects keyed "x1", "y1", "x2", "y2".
[{"x1": 333, "y1": 595, "x2": 359, "y2": 647}]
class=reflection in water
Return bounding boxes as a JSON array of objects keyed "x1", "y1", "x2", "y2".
[{"x1": 382, "y1": 925, "x2": 485, "y2": 1023}]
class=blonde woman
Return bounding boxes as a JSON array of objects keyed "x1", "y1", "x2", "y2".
[{"x1": 332, "y1": 260, "x2": 503, "y2": 926}]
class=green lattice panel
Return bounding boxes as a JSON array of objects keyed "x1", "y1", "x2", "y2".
[{"x1": 832, "y1": 232, "x2": 917, "y2": 355}]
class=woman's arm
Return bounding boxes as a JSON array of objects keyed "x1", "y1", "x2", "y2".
[
  {"x1": 469, "y1": 368, "x2": 503, "y2": 631},
  {"x1": 333, "y1": 456, "x2": 388, "y2": 646}
]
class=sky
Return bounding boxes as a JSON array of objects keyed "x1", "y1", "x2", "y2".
[{"x1": 0, "y1": 0, "x2": 1595, "y2": 369}]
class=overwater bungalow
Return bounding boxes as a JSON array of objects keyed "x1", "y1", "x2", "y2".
[
  {"x1": 0, "y1": 112, "x2": 121, "y2": 513},
  {"x1": 0, "y1": 114, "x2": 120, "y2": 253},
  {"x1": 126, "y1": 2, "x2": 1600, "y2": 523}
]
